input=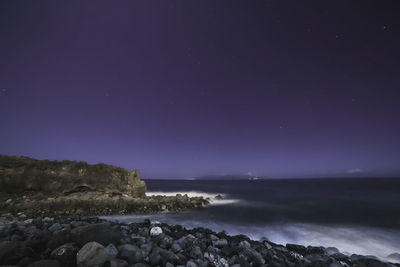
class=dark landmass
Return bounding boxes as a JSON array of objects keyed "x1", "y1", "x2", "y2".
[
  {"x1": 0, "y1": 214, "x2": 398, "y2": 267},
  {"x1": 0, "y1": 155, "x2": 209, "y2": 216},
  {"x1": 194, "y1": 175, "x2": 266, "y2": 181}
]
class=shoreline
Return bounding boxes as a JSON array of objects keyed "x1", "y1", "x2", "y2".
[
  {"x1": 0, "y1": 191, "x2": 211, "y2": 217},
  {"x1": 1, "y1": 213, "x2": 398, "y2": 267}
]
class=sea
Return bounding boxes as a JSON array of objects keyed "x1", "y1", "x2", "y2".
[{"x1": 106, "y1": 178, "x2": 400, "y2": 262}]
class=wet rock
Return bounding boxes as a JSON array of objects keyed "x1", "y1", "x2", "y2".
[
  {"x1": 50, "y1": 243, "x2": 79, "y2": 267},
  {"x1": 47, "y1": 229, "x2": 71, "y2": 250},
  {"x1": 186, "y1": 260, "x2": 198, "y2": 267},
  {"x1": 190, "y1": 246, "x2": 203, "y2": 259},
  {"x1": 48, "y1": 223, "x2": 62, "y2": 232},
  {"x1": 110, "y1": 258, "x2": 129, "y2": 267},
  {"x1": 76, "y1": 241, "x2": 108, "y2": 267},
  {"x1": 104, "y1": 243, "x2": 119, "y2": 260},
  {"x1": 150, "y1": 226, "x2": 163, "y2": 236},
  {"x1": 306, "y1": 245, "x2": 325, "y2": 255},
  {"x1": 27, "y1": 259, "x2": 60, "y2": 267},
  {"x1": 325, "y1": 247, "x2": 340, "y2": 256},
  {"x1": 172, "y1": 242, "x2": 182, "y2": 253},
  {"x1": 118, "y1": 244, "x2": 144, "y2": 264},
  {"x1": 286, "y1": 243, "x2": 307, "y2": 255},
  {"x1": 0, "y1": 240, "x2": 26, "y2": 264},
  {"x1": 212, "y1": 238, "x2": 228, "y2": 248}
]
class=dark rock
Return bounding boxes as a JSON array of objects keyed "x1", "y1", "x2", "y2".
[
  {"x1": 47, "y1": 229, "x2": 71, "y2": 250},
  {"x1": 71, "y1": 222, "x2": 121, "y2": 246},
  {"x1": 212, "y1": 238, "x2": 228, "y2": 248},
  {"x1": 27, "y1": 259, "x2": 60, "y2": 267},
  {"x1": 18, "y1": 256, "x2": 36, "y2": 267},
  {"x1": 186, "y1": 260, "x2": 198, "y2": 267},
  {"x1": 139, "y1": 243, "x2": 152, "y2": 257},
  {"x1": 50, "y1": 243, "x2": 79, "y2": 267},
  {"x1": 325, "y1": 246, "x2": 340, "y2": 256},
  {"x1": 306, "y1": 245, "x2": 325, "y2": 255},
  {"x1": 109, "y1": 258, "x2": 129, "y2": 267},
  {"x1": 215, "y1": 194, "x2": 224, "y2": 200},
  {"x1": 351, "y1": 257, "x2": 391, "y2": 267},
  {"x1": 160, "y1": 248, "x2": 180, "y2": 264},
  {"x1": 148, "y1": 250, "x2": 162, "y2": 265},
  {"x1": 25, "y1": 228, "x2": 51, "y2": 253},
  {"x1": 286, "y1": 243, "x2": 307, "y2": 255},
  {"x1": 48, "y1": 223, "x2": 62, "y2": 232},
  {"x1": 172, "y1": 242, "x2": 182, "y2": 253},
  {"x1": 76, "y1": 241, "x2": 108, "y2": 267},
  {"x1": 0, "y1": 240, "x2": 24, "y2": 264},
  {"x1": 190, "y1": 246, "x2": 203, "y2": 259},
  {"x1": 118, "y1": 244, "x2": 144, "y2": 264}
]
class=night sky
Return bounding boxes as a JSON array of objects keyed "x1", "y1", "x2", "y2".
[{"x1": 1, "y1": 1, "x2": 399, "y2": 178}]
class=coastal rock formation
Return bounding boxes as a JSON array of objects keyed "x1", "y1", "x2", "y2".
[
  {"x1": 0, "y1": 155, "x2": 146, "y2": 197},
  {"x1": 0, "y1": 214, "x2": 398, "y2": 267}
]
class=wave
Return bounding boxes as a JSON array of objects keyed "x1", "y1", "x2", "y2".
[
  {"x1": 105, "y1": 214, "x2": 400, "y2": 263},
  {"x1": 145, "y1": 191, "x2": 241, "y2": 205}
]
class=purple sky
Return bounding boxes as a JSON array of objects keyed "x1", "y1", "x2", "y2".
[{"x1": 1, "y1": 1, "x2": 399, "y2": 178}]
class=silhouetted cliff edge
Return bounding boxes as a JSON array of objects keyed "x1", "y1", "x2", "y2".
[
  {"x1": 0, "y1": 155, "x2": 208, "y2": 216},
  {"x1": 0, "y1": 155, "x2": 146, "y2": 197}
]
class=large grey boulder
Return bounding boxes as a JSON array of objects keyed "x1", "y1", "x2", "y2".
[{"x1": 76, "y1": 241, "x2": 108, "y2": 267}]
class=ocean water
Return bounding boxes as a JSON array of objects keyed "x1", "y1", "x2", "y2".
[{"x1": 106, "y1": 178, "x2": 400, "y2": 262}]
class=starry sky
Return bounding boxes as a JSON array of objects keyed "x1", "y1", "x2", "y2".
[{"x1": 1, "y1": 1, "x2": 399, "y2": 179}]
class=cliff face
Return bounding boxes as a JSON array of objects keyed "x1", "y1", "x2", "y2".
[{"x1": 0, "y1": 155, "x2": 146, "y2": 197}]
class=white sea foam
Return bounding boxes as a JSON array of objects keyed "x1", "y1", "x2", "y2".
[
  {"x1": 145, "y1": 191, "x2": 240, "y2": 205},
  {"x1": 104, "y1": 213, "x2": 400, "y2": 263}
]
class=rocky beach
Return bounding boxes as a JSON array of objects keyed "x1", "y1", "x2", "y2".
[
  {"x1": 1, "y1": 156, "x2": 399, "y2": 266},
  {"x1": 1, "y1": 213, "x2": 399, "y2": 267}
]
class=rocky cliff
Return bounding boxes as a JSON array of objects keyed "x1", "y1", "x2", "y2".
[{"x1": 0, "y1": 155, "x2": 146, "y2": 197}]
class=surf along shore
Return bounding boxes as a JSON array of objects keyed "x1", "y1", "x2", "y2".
[{"x1": 1, "y1": 155, "x2": 398, "y2": 266}]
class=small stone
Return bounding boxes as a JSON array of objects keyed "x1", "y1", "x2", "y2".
[
  {"x1": 24, "y1": 219, "x2": 34, "y2": 224},
  {"x1": 105, "y1": 243, "x2": 118, "y2": 260},
  {"x1": 110, "y1": 258, "x2": 129, "y2": 267},
  {"x1": 212, "y1": 239, "x2": 228, "y2": 248},
  {"x1": 48, "y1": 223, "x2": 62, "y2": 232},
  {"x1": 6, "y1": 199, "x2": 12, "y2": 204},
  {"x1": 172, "y1": 243, "x2": 182, "y2": 253},
  {"x1": 150, "y1": 226, "x2": 163, "y2": 236}
]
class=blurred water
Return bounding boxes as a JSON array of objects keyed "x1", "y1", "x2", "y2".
[{"x1": 106, "y1": 178, "x2": 400, "y2": 261}]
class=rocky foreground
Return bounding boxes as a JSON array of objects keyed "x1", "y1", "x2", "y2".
[{"x1": 1, "y1": 214, "x2": 398, "y2": 267}]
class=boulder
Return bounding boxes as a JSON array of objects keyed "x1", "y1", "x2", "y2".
[
  {"x1": 105, "y1": 243, "x2": 119, "y2": 260},
  {"x1": 50, "y1": 243, "x2": 79, "y2": 267},
  {"x1": 71, "y1": 222, "x2": 121, "y2": 246},
  {"x1": 110, "y1": 258, "x2": 129, "y2": 267},
  {"x1": 212, "y1": 239, "x2": 228, "y2": 248},
  {"x1": 118, "y1": 244, "x2": 144, "y2": 264},
  {"x1": 76, "y1": 241, "x2": 108, "y2": 267}
]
